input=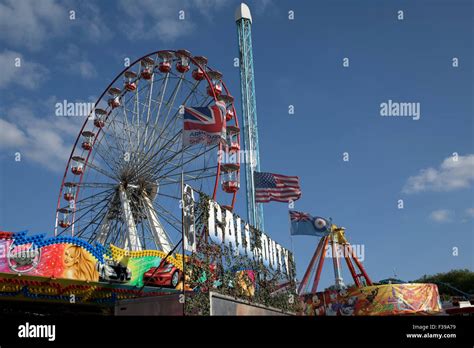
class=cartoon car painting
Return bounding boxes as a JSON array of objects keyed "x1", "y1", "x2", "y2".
[
  {"x1": 97, "y1": 259, "x2": 132, "y2": 283},
  {"x1": 143, "y1": 262, "x2": 182, "y2": 288}
]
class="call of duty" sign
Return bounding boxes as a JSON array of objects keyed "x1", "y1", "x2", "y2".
[{"x1": 183, "y1": 185, "x2": 293, "y2": 275}]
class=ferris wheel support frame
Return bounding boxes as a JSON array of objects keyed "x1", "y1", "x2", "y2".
[
  {"x1": 119, "y1": 185, "x2": 142, "y2": 251},
  {"x1": 96, "y1": 215, "x2": 110, "y2": 245},
  {"x1": 143, "y1": 193, "x2": 173, "y2": 253}
]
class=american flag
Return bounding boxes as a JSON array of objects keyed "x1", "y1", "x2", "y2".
[
  {"x1": 254, "y1": 172, "x2": 302, "y2": 203},
  {"x1": 289, "y1": 210, "x2": 311, "y2": 222}
]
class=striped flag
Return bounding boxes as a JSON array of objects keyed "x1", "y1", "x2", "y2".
[{"x1": 254, "y1": 172, "x2": 301, "y2": 203}]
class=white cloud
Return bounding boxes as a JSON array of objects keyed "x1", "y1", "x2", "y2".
[
  {"x1": 429, "y1": 209, "x2": 452, "y2": 223},
  {"x1": 0, "y1": 50, "x2": 48, "y2": 89},
  {"x1": 118, "y1": 0, "x2": 192, "y2": 41},
  {"x1": 402, "y1": 154, "x2": 474, "y2": 194},
  {"x1": 57, "y1": 44, "x2": 97, "y2": 79},
  {"x1": 74, "y1": 2, "x2": 113, "y2": 42},
  {"x1": 0, "y1": 0, "x2": 111, "y2": 51},
  {"x1": 253, "y1": 0, "x2": 274, "y2": 15},
  {"x1": 118, "y1": 0, "x2": 229, "y2": 42},
  {"x1": 465, "y1": 208, "x2": 474, "y2": 218},
  {"x1": 0, "y1": 0, "x2": 65, "y2": 51},
  {"x1": 0, "y1": 99, "x2": 85, "y2": 172},
  {"x1": 77, "y1": 61, "x2": 96, "y2": 79},
  {"x1": 0, "y1": 118, "x2": 27, "y2": 148}
]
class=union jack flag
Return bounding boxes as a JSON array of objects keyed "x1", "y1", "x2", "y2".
[
  {"x1": 254, "y1": 172, "x2": 301, "y2": 203},
  {"x1": 289, "y1": 210, "x2": 311, "y2": 222},
  {"x1": 183, "y1": 101, "x2": 226, "y2": 146}
]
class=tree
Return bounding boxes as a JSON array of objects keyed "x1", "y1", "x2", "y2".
[{"x1": 413, "y1": 269, "x2": 474, "y2": 299}]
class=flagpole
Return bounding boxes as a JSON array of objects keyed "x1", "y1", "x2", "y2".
[
  {"x1": 181, "y1": 142, "x2": 186, "y2": 315},
  {"x1": 288, "y1": 208, "x2": 295, "y2": 256},
  {"x1": 288, "y1": 208, "x2": 296, "y2": 289}
]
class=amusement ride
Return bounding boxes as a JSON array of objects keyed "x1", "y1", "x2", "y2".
[{"x1": 55, "y1": 50, "x2": 241, "y2": 253}]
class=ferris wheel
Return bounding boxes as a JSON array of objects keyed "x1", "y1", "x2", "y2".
[{"x1": 54, "y1": 50, "x2": 241, "y2": 253}]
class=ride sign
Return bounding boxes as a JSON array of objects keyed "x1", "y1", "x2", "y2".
[{"x1": 183, "y1": 186, "x2": 293, "y2": 275}]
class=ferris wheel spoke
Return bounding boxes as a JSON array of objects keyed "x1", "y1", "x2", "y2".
[
  {"x1": 126, "y1": 73, "x2": 167, "y2": 164},
  {"x1": 132, "y1": 79, "x2": 203, "y2": 174},
  {"x1": 108, "y1": 218, "x2": 122, "y2": 246},
  {"x1": 106, "y1": 113, "x2": 132, "y2": 160},
  {"x1": 126, "y1": 79, "x2": 167, "y2": 170},
  {"x1": 71, "y1": 187, "x2": 116, "y2": 207},
  {"x1": 128, "y1": 131, "x2": 182, "y2": 183},
  {"x1": 184, "y1": 166, "x2": 219, "y2": 182},
  {"x1": 147, "y1": 138, "x2": 190, "y2": 178},
  {"x1": 154, "y1": 143, "x2": 218, "y2": 181},
  {"x1": 155, "y1": 191, "x2": 181, "y2": 200},
  {"x1": 90, "y1": 145, "x2": 122, "y2": 178},
  {"x1": 57, "y1": 190, "x2": 114, "y2": 219},
  {"x1": 57, "y1": 192, "x2": 113, "y2": 236},
  {"x1": 147, "y1": 74, "x2": 185, "y2": 153},
  {"x1": 72, "y1": 191, "x2": 114, "y2": 216},
  {"x1": 93, "y1": 129, "x2": 127, "y2": 173},
  {"x1": 120, "y1": 95, "x2": 135, "y2": 157},
  {"x1": 75, "y1": 182, "x2": 116, "y2": 189},
  {"x1": 158, "y1": 172, "x2": 218, "y2": 189},
  {"x1": 73, "y1": 199, "x2": 113, "y2": 240},
  {"x1": 132, "y1": 70, "x2": 141, "y2": 137},
  {"x1": 119, "y1": 80, "x2": 164, "y2": 170},
  {"x1": 83, "y1": 159, "x2": 120, "y2": 181},
  {"x1": 158, "y1": 89, "x2": 210, "y2": 150},
  {"x1": 109, "y1": 109, "x2": 141, "y2": 156},
  {"x1": 157, "y1": 158, "x2": 216, "y2": 183},
  {"x1": 152, "y1": 92, "x2": 212, "y2": 169},
  {"x1": 138, "y1": 70, "x2": 157, "y2": 152},
  {"x1": 151, "y1": 202, "x2": 182, "y2": 235},
  {"x1": 141, "y1": 129, "x2": 187, "y2": 179},
  {"x1": 147, "y1": 72, "x2": 169, "y2": 138},
  {"x1": 76, "y1": 125, "x2": 122, "y2": 176},
  {"x1": 134, "y1": 138, "x2": 197, "y2": 178},
  {"x1": 153, "y1": 201, "x2": 182, "y2": 229}
]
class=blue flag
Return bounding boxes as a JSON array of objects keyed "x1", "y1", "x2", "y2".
[{"x1": 289, "y1": 211, "x2": 331, "y2": 236}]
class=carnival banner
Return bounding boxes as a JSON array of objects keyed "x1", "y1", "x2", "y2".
[
  {"x1": 0, "y1": 233, "x2": 185, "y2": 289},
  {"x1": 0, "y1": 239, "x2": 99, "y2": 282},
  {"x1": 300, "y1": 283, "x2": 442, "y2": 316}
]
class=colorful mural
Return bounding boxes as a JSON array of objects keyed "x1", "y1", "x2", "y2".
[
  {"x1": 300, "y1": 283, "x2": 442, "y2": 316},
  {"x1": 0, "y1": 232, "x2": 184, "y2": 289},
  {"x1": 0, "y1": 239, "x2": 100, "y2": 281}
]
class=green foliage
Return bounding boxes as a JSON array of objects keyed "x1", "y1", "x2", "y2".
[
  {"x1": 184, "y1": 194, "x2": 299, "y2": 315},
  {"x1": 413, "y1": 269, "x2": 474, "y2": 298}
]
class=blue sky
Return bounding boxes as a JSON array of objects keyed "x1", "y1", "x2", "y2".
[{"x1": 0, "y1": 0, "x2": 472, "y2": 289}]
